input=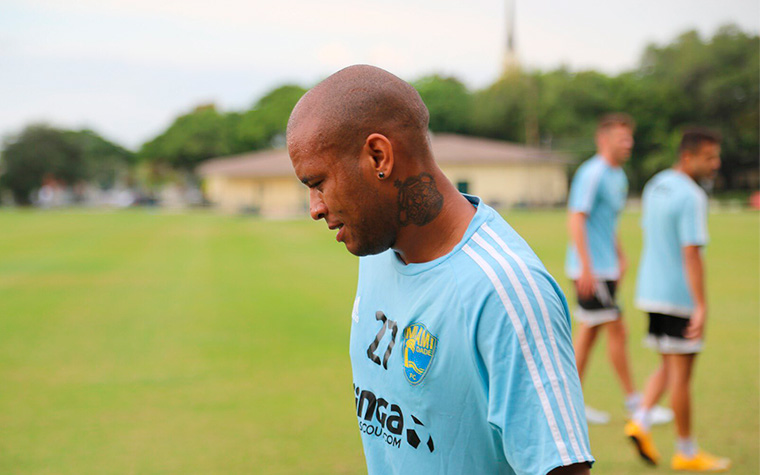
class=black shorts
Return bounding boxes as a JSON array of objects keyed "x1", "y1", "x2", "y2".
[
  {"x1": 648, "y1": 313, "x2": 688, "y2": 338},
  {"x1": 577, "y1": 280, "x2": 618, "y2": 311},
  {"x1": 645, "y1": 313, "x2": 703, "y2": 354},
  {"x1": 574, "y1": 280, "x2": 620, "y2": 326}
]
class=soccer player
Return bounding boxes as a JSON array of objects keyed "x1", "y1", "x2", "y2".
[
  {"x1": 565, "y1": 114, "x2": 671, "y2": 425},
  {"x1": 625, "y1": 128, "x2": 730, "y2": 471},
  {"x1": 287, "y1": 65, "x2": 594, "y2": 474}
]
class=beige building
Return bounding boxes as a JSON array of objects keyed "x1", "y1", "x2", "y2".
[{"x1": 197, "y1": 134, "x2": 569, "y2": 217}]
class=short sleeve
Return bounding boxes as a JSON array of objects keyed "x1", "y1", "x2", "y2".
[
  {"x1": 678, "y1": 192, "x2": 708, "y2": 246},
  {"x1": 568, "y1": 163, "x2": 604, "y2": 214},
  {"x1": 474, "y1": 274, "x2": 593, "y2": 475}
]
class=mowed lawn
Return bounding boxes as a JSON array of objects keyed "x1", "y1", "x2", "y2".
[{"x1": 0, "y1": 208, "x2": 756, "y2": 474}]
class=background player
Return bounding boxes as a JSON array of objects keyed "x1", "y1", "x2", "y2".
[
  {"x1": 565, "y1": 114, "x2": 671, "y2": 425},
  {"x1": 287, "y1": 64, "x2": 594, "y2": 474},
  {"x1": 625, "y1": 128, "x2": 730, "y2": 472}
]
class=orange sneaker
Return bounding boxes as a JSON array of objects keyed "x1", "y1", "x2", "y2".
[
  {"x1": 671, "y1": 450, "x2": 731, "y2": 472},
  {"x1": 624, "y1": 420, "x2": 660, "y2": 465}
]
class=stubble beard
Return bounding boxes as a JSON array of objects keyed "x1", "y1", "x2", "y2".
[
  {"x1": 345, "y1": 181, "x2": 398, "y2": 257},
  {"x1": 348, "y1": 204, "x2": 398, "y2": 257}
]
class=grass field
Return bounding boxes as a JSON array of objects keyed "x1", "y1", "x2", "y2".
[{"x1": 0, "y1": 208, "x2": 757, "y2": 474}]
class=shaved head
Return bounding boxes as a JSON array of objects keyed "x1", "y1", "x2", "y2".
[
  {"x1": 287, "y1": 64, "x2": 430, "y2": 160},
  {"x1": 287, "y1": 65, "x2": 449, "y2": 258}
]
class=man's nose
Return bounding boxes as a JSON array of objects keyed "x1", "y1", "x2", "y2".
[{"x1": 309, "y1": 190, "x2": 327, "y2": 221}]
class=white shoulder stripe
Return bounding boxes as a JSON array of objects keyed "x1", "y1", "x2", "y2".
[
  {"x1": 472, "y1": 231, "x2": 586, "y2": 461},
  {"x1": 463, "y1": 243, "x2": 572, "y2": 466},
  {"x1": 482, "y1": 223, "x2": 592, "y2": 460}
]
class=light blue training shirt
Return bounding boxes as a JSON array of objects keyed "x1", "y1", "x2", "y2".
[
  {"x1": 635, "y1": 169, "x2": 709, "y2": 318},
  {"x1": 349, "y1": 195, "x2": 593, "y2": 475},
  {"x1": 565, "y1": 155, "x2": 628, "y2": 280}
]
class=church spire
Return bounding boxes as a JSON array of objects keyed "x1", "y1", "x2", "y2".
[{"x1": 502, "y1": 0, "x2": 520, "y2": 74}]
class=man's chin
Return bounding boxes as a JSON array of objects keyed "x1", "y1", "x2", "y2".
[
  {"x1": 342, "y1": 238, "x2": 364, "y2": 257},
  {"x1": 344, "y1": 242, "x2": 362, "y2": 256},
  {"x1": 345, "y1": 238, "x2": 393, "y2": 257},
  {"x1": 347, "y1": 245, "x2": 380, "y2": 257}
]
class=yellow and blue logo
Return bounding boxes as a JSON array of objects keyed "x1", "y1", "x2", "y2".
[{"x1": 402, "y1": 323, "x2": 438, "y2": 385}]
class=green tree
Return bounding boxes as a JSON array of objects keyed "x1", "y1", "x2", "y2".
[
  {"x1": 637, "y1": 25, "x2": 759, "y2": 189},
  {"x1": 130, "y1": 24, "x2": 757, "y2": 192},
  {"x1": 1, "y1": 124, "x2": 85, "y2": 204},
  {"x1": 139, "y1": 104, "x2": 237, "y2": 170},
  {"x1": 235, "y1": 85, "x2": 307, "y2": 151},
  {"x1": 67, "y1": 129, "x2": 135, "y2": 189},
  {"x1": 534, "y1": 69, "x2": 616, "y2": 157},
  {"x1": 604, "y1": 72, "x2": 681, "y2": 190},
  {"x1": 413, "y1": 75, "x2": 472, "y2": 134},
  {"x1": 464, "y1": 25, "x2": 758, "y2": 192},
  {"x1": 1, "y1": 125, "x2": 136, "y2": 204},
  {"x1": 470, "y1": 73, "x2": 531, "y2": 142}
]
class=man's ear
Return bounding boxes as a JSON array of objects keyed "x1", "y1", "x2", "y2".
[
  {"x1": 679, "y1": 151, "x2": 693, "y2": 170},
  {"x1": 361, "y1": 133, "x2": 394, "y2": 180}
]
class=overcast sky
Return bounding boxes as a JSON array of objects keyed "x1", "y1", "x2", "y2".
[{"x1": 1, "y1": 0, "x2": 758, "y2": 149}]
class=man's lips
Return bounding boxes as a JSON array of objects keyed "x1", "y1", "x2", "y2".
[{"x1": 328, "y1": 223, "x2": 345, "y2": 242}]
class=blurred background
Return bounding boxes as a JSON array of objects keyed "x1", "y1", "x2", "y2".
[{"x1": 0, "y1": 0, "x2": 758, "y2": 473}]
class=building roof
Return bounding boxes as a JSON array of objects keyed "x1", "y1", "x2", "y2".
[{"x1": 197, "y1": 133, "x2": 570, "y2": 178}]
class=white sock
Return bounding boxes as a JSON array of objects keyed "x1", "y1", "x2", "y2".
[
  {"x1": 632, "y1": 407, "x2": 651, "y2": 430},
  {"x1": 677, "y1": 437, "x2": 698, "y2": 458},
  {"x1": 625, "y1": 392, "x2": 642, "y2": 413}
]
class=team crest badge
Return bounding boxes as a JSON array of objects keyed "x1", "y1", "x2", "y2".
[{"x1": 402, "y1": 323, "x2": 438, "y2": 385}]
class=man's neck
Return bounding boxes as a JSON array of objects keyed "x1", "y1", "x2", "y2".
[
  {"x1": 392, "y1": 169, "x2": 476, "y2": 265},
  {"x1": 673, "y1": 163, "x2": 697, "y2": 182},
  {"x1": 598, "y1": 152, "x2": 619, "y2": 168}
]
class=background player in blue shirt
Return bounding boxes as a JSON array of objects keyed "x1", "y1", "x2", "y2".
[
  {"x1": 287, "y1": 65, "x2": 593, "y2": 474},
  {"x1": 625, "y1": 129, "x2": 730, "y2": 471},
  {"x1": 566, "y1": 114, "x2": 671, "y2": 426}
]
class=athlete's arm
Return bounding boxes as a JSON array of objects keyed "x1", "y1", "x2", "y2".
[
  {"x1": 549, "y1": 462, "x2": 591, "y2": 475},
  {"x1": 568, "y1": 211, "x2": 595, "y2": 298},
  {"x1": 683, "y1": 245, "x2": 706, "y2": 339},
  {"x1": 472, "y1": 275, "x2": 594, "y2": 473}
]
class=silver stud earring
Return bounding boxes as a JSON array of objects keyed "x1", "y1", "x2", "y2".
[{"x1": 378, "y1": 172, "x2": 385, "y2": 179}]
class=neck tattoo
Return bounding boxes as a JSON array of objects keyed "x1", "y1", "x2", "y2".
[{"x1": 394, "y1": 172, "x2": 444, "y2": 226}]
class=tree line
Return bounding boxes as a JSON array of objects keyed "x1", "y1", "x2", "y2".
[{"x1": 1, "y1": 24, "x2": 757, "y2": 204}]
